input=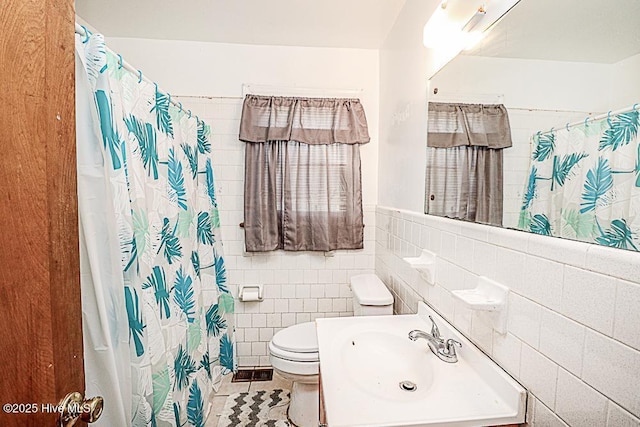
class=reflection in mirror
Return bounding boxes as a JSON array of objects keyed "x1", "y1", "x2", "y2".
[
  {"x1": 425, "y1": 103, "x2": 512, "y2": 227},
  {"x1": 425, "y1": 0, "x2": 640, "y2": 251}
]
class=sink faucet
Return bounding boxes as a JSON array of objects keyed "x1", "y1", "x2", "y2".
[{"x1": 408, "y1": 316, "x2": 462, "y2": 363}]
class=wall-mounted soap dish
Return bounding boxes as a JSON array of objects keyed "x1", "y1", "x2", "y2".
[
  {"x1": 452, "y1": 276, "x2": 509, "y2": 334},
  {"x1": 403, "y1": 249, "x2": 437, "y2": 285}
]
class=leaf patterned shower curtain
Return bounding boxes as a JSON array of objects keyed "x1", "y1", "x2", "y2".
[
  {"x1": 519, "y1": 109, "x2": 640, "y2": 251},
  {"x1": 76, "y1": 33, "x2": 235, "y2": 427}
]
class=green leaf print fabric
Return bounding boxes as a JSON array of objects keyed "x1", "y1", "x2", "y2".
[
  {"x1": 77, "y1": 33, "x2": 235, "y2": 427},
  {"x1": 519, "y1": 111, "x2": 640, "y2": 251}
]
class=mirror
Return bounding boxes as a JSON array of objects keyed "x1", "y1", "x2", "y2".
[{"x1": 426, "y1": 0, "x2": 640, "y2": 251}]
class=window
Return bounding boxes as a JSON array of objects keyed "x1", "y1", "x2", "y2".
[{"x1": 239, "y1": 95, "x2": 370, "y2": 251}]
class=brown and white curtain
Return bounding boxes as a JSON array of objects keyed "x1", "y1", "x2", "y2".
[
  {"x1": 425, "y1": 102, "x2": 512, "y2": 226},
  {"x1": 240, "y1": 95, "x2": 369, "y2": 252}
]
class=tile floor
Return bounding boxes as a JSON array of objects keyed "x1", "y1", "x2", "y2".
[{"x1": 205, "y1": 370, "x2": 293, "y2": 427}]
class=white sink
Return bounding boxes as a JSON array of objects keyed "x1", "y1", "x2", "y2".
[
  {"x1": 341, "y1": 330, "x2": 434, "y2": 401},
  {"x1": 316, "y1": 302, "x2": 526, "y2": 427}
]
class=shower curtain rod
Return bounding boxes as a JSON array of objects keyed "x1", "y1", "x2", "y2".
[
  {"x1": 75, "y1": 23, "x2": 203, "y2": 121},
  {"x1": 537, "y1": 102, "x2": 639, "y2": 135}
]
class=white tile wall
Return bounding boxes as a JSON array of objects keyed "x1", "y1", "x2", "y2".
[
  {"x1": 532, "y1": 398, "x2": 569, "y2": 427},
  {"x1": 614, "y1": 279, "x2": 640, "y2": 352},
  {"x1": 520, "y1": 343, "x2": 559, "y2": 410},
  {"x1": 375, "y1": 205, "x2": 640, "y2": 426},
  {"x1": 555, "y1": 368, "x2": 608, "y2": 427},
  {"x1": 180, "y1": 96, "x2": 376, "y2": 367},
  {"x1": 607, "y1": 402, "x2": 640, "y2": 427},
  {"x1": 538, "y1": 309, "x2": 585, "y2": 377}
]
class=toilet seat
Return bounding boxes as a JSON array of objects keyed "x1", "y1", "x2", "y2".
[{"x1": 269, "y1": 341, "x2": 319, "y2": 362}]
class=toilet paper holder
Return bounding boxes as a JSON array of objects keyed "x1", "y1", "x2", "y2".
[{"x1": 239, "y1": 285, "x2": 264, "y2": 302}]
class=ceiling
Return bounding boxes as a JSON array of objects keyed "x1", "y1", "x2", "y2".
[
  {"x1": 75, "y1": 0, "x2": 407, "y2": 49},
  {"x1": 466, "y1": 0, "x2": 640, "y2": 64}
]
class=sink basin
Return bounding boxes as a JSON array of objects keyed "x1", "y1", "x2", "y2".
[
  {"x1": 341, "y1": 331, "x2": 434, "y2": 400},
  {"x1": 316, "y1": 302, "x2": 526, "y2": 427}
]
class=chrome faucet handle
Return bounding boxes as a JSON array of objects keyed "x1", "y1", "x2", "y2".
[
  {"x1": 428, "y1": 316, "x2": 442, "y2": 341},
  {"x1": 445, "y1": 338, "x2": 462, "y2": 356}
]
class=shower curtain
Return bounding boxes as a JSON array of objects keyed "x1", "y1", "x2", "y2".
[
  {"x1": 76, "y1": 33, "x2": 235, "y2": 427},
  {"x1": 519, "y1": 109, "x2": 640, "y2": 251}
]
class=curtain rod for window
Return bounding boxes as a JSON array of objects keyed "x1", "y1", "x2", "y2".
[
  {"x1": 75, "y1": 23, "x2": 203, "y2": 122},
  {"x1": 174, "y1": 94, "x2": 245, "y2": 101},
  {"x1": 536, "y1": 102, "x2": 639, "y2": 135},
  {"x1": 430, "y1": 89, "x2": 505, "y2": 105},
  {"x1": 242, "y1": 83, "x2": 364, "y2": 99},
  {"x1": 505, "y1": 106, "x2": 593, "y2": 114}
]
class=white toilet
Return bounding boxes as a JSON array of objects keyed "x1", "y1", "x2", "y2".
[{"x1": 268, "y1": 274, "x2": 394, "y2": 427}]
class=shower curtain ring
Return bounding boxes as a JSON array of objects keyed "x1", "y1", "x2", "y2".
[
  {"x1": 566, "y1": 122, "x2": 570, "y2": 131},
  {"x1": 154, "y1": 82, "x2": 158, "y2": 93},
  {"x1": 178, "y1": 102, "x2": 183, "y2": 112},
  {"x1": 168, "y1": 94, "x2": 171, "y2": 104},
  {"x1": 607, "y1": 110, "x2": 612, "y2": 125},
  {"x1": 81, "y1": 25, "x2": 90, "y2": 43},
  {"x1": 137, "y1": 70, "x2": 143, "y2": 83},
  {"x1": 550, "y1": 127, "x2": 555, "y2": 133},
  {"x1": 634, "y1": 103, "x2": 638, "y2": 112},
  {"x1": 188, "y1": 110, "x2": 192, "y2": 119},
  {"x1": 117, "y1": 54, "x2": 123, "y2": 69},
  {"x1": 584, "y1": 116, "x2": 590, "y2": 127},
  {"x1": 196, "y1": 115, "x2": 200, "y2": 124}
]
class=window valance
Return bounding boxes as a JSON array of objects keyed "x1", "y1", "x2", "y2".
[
  {"x1": 239, "y1": 94, "x2": 370, "y2": 145},
  {"x1": 427, "y1": 102, "x2": 512, "y2": 149}
]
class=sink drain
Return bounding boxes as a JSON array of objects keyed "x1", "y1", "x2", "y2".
[{"x1": 399, "y1": 380, "x2": 417, "y2": 392}]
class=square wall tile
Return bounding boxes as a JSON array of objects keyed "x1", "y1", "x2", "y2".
[
  {"x1": 539, "y1": 308, "x2": 585, "y2": 376},
  {"x1": 585, "y1": 244, "x2": 640, "y2": 284},
  {"x1": 472, "y1": 241, "x2": 497, "y2": 278},
  {"x1": 470, "y1": 311, "x2": 494, "y2": 354},
  {"x1": 438, "y1": 260, "x2": 465, "y2": 292},
  {"x1": 244, "y1": 328, "x2": 258, "y2": 342},
  {"x1": 492, "y1": 332, "x2": 522, "y2": 377},
  {"x1": 555, "y1": 368, "x2": 607, "y2": 427},
  {"x1": 281, "y1": 313, "x2": 296, "y2": 327},
  {"x1": 252, "y1": 314, "x2": 266, "y2": 328},
  {"x1": 527, "y1": 233, "x2": 587, "y2": 268},
  {"x1": 427, "y1": 284, "x2": 454, "y2": 320},
  {"x1": 519, "y1": 343, "x2": 559, "y2": 410},
  {"x1": 266, "y1": 313, "x2": 281, "y2": 328},
  {"x1": 521, "y1": 255, "x2": 564, "y2": 311},
  {"x1": 614, "y1": 279, "x2": 640, "y2": 352},
  {"x1": 607, "y1": 401, "x2": 640, "y2": 427},
  {"x1": 532, "y1": 398, "x2": 568, "y2": 427},
  {"x1": 458, "y1": 220, "x2": 489, "y2": 242},
  {"x1": 452, "y1": 301, "x2": 472, "y2": 336},
  {"x1": 582, "y1": 330, "x2": 640, "y2": 417},
  {"x1": 454, "y1": 236, "x2": 474, "y2": 271},
  {"x1": 494, "y1": 247, "x2": 525, "y2": 293},
  {"x1": 440, "y1": 232, "x2": 457, "y2": 260},
  {"x1": 489, "y1": 226, "x2": 530, "y2": 253},
  {"x1": 561, "y1": 266, "x2": 616, "y2": 336},
  {"x1": 507, "y1": 293, "x2": 542, "y2": 349}
]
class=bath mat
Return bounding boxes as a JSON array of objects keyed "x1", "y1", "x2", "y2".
[{"x1": 217, "y1": 389, "x2": 291, "y2": 427}]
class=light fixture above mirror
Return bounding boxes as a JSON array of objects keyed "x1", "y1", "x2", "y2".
[{"x1": 423, "y1": 0, "x2": 521, "y2": 54}]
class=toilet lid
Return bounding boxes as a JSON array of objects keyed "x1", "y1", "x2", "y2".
[{"x1": 271, "y1": 322, "x2": 318, "y2": 353}]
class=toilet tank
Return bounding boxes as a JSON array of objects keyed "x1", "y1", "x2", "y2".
[{"x1": 350, "y1": 274, "x2": 394, "y2": 316}]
